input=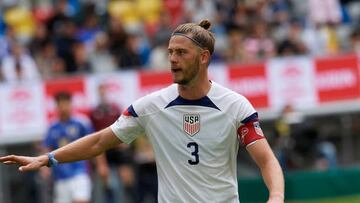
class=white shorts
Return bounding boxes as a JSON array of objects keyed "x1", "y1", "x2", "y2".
[{"x1": 54, "y1": 174, "x2": 92, "y2": 203}]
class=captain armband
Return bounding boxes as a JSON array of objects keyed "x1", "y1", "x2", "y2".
[{"x1": 237, "y1": 119, "x2": 265, "y2": 146}]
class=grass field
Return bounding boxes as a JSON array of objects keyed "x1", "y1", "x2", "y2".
[
  {"x1": 245, "y1": 195, "x2": 360, "y2": 203},
  {"x1": 287, "y1": 195, "x2": 360, "y2": 203}
]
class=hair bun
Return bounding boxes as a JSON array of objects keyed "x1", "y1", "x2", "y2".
[{"x1": 198, "y1": 19, "x2": 211, "y2": 30}]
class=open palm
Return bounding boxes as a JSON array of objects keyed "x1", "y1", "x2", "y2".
[{"x1": 0, "y1": 155, "x2": 48, "y2": 172}]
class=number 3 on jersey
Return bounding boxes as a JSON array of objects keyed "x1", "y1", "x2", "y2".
[{"x1": 187, "y1": 142, "x2": 199, "y2": 165}]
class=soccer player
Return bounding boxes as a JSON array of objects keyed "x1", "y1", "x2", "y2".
[
  {"x1": 43, "y1": 91, "x2": 93, "y2": 203},
  {"x1": 0, "y1": 19, "x2": 284, "y2": 203}
]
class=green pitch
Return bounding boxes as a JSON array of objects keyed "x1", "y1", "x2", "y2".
[{"x1": 288, "y1": 195, "x2": 360, "y2": 203}]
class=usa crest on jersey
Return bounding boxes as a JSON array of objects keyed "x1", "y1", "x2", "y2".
[{"x1": 183, "y1": 114, "x2": 200, "y2": 136}]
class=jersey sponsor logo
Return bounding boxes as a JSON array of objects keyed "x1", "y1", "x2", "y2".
[
  {"x1": 253, "y1": 121, "x2": 264, "y2": 136},
  {"x1": 183, "y1": 114, "x2": 200, "y2": 136}
]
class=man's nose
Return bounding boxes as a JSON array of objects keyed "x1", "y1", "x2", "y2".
[{"x1": 169, "y1": 53, "x2": 178, "y2": 63}]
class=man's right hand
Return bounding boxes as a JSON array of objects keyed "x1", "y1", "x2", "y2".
[{"x1": 0, "y1": 154, "x2": 49, "y2": 172}]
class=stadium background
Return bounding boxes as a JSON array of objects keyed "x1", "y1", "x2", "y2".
[{"x1": 1, "y1": 0, "x2": 360, "y2": 202}]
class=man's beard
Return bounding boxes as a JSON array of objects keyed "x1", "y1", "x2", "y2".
[{"x1": 174, "y1": 59, "x2": 200, "y2": 85}]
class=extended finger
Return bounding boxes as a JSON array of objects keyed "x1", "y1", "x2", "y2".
[
  {"x1": 19, "y1": 161, "x2": 41, "y2": 172},
  {"x1": 0, "y1": 155, "x2": 17, "y2": 162},
  {"x1": 3, "y1": 161, "x2": 17, "y2": 164}
]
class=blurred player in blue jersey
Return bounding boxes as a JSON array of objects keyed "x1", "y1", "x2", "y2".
[
  {"x1": 44, "y1": 91, "x2": 93, "y2": 203},
  {"x1": 1, "y1": 19, "x2": 284, "y2": 203}
]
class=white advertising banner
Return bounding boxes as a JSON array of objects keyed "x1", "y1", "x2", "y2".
[
  {"x1": 208, "y1": 63, "x2": 227, "y2": 86},
  {"x1": 86, "y1": 71, "x2": 139, "y2": 111},
  {"x1": 266, "y1": 57, "x2": 318, "y2": 110},
  {"x1": 0, "y1": 82, "x2": 47, "y2": 143}
]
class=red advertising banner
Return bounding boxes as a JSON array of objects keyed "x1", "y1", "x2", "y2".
[
  {"x1": 44, "y1": 76, "x2": 89, "y2": 121},
  {"x1": 315, "y1": 54, "x2": 360, "y2": 102},
  {"x1": 138, "y1": 70, "x2": 173, "y2": 96},
  {"x1": 227, "y1": 63, "x2": 269, "y2": 108}
]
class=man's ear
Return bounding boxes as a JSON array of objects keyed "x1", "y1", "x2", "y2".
[{"x1": 200, "y1": 50, "x2": 211, "y2": 65}]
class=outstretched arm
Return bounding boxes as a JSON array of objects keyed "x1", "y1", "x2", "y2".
[
  {"x1": 247, "y1": 139, "x2": 285, "y2": 203},
  {"x1": 0, "y1": 127, "x2": 122, "y2": 172}
]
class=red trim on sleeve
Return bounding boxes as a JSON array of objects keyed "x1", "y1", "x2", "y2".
[
  {"x1": 122, "y1": 109, "x2": 131, "y2": 116},
  {"x1": 238, "y1": 120, "x2": 265, "y2": 146}
]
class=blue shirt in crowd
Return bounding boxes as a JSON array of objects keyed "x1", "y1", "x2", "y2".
[{"x1": 43, "y1": 117, "x2": 93, "y2": 181}]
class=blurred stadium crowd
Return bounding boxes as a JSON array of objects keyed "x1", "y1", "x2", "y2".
[{"x1": 0, "y1": 0, "x2": 360, "y2": 82}]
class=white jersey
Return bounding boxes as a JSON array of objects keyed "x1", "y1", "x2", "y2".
[{"x1": 111, "y1": 81, "x2": 258, "y2": 203}]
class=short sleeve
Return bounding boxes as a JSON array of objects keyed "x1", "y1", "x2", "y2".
[{"x1": 110, "y1": 106, "x2": 145, "y2": 144}]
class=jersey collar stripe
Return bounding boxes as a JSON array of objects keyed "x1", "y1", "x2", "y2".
[
  {"x1": 127, "y1": 105, "x2": 139, "y2": 117},
  {"x1": 241, "y1": 112, "x2": 258, "y2": 124},
  {"x1": 165, "y1": 96, "x2": 220, "y2": 111}
]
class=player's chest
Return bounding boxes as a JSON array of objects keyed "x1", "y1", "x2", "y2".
[{"x1": 149, "y1": 108, "x2": 235, "y2": 140}]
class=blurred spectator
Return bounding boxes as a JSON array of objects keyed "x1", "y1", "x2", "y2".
[
  {"x1": 309, "y1": 0, "x2": 342, "y2": 25},
  {"x1": 43, "y1": 91, "x2": 94, "y2": 203},
  {"x1": 301, "y1": 23, "x2": 328, "y2": 56},
  {"x1": 46, "y1": 0, "x2": 71, "y2": 36},
  {"x1": 276, "y1": 20, "x2": 308, "y2": 56},
  {"x1": 28, "y1": 23, "x2": 49, "y2": 57},
  {"x1": 90, "y1": 83, "x2": 136, "y2": 203},
  {"x1": 0, "y1": 41, "x2": 40, "y2": 82},
  {"x1": 107, "y1": 17, "x2": 128, "y2": 59},
  {"x1": 211, "y1": 12, "x2": 228, "y2": 60},
  {"x1": 0, "y1": 26, "x2": 16, "y2": 60},
  {"x1": 134, "y1": 136, "x2": 157, "y2": 203},
  {"x1": 350, "y1": 28, "x2": 360, "y2": 54},
  {"x1": 148, "y1": 42, "x2": 169, "y2": 70},
  {"x1": 108, "y1": 0, "x2": 162, "y2": 33},
  {"x1": 223, "y1": 29, "x2": 246, "y2": 62},
  {"x1": 72, "y1": 41, "x2": 92, "y2": 74},
  {"x1": 33, "y1": 40, "x2": 65, "y2": 79},
  {"x1": 53, "y1": 19, "x2": 78, "y2": 73},
  {"x1": 3, "y1": 4, "x2": 35, "y2": 44},
  {"x1": 89, "y1": 32, "x2": 117, "y2": 73},
  {"x1": 273, "y1": 105, "x2": 301, "y2": 170},
  {"x1": 75, "y1": 3, "x2": 102, "y2": 53},
  {"x1": 163, "y1": 0, "x2": 184, "y2": 26},
  {"x1": 315, "y1": 140, "x2": 338, "y2": 170},
  {"x1": 115, "y1": 33, "x2": 143, "y2": 70},
  {"x1": 274, "y1": 104, "x2": 338, "y2": 171},
  {"x1": 50, "y1": 57, "x2": 67, "y2": 78},
  {"x1": 184, "y1": 0, "x2": 216, "y2": 23},
  {"x1": 148, "y1": 10, "x2": 172, "y2": 70},
  {"x1": 243, "y1": 20, "x2": 275, "y2": 62}
]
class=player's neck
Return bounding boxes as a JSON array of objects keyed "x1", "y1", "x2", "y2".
[{"x1": 178, "y1": 78, "x2": 211, "y2": 100}]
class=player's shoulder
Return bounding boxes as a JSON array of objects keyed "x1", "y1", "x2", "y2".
[
  {"x1": 210, "y1": 81, "x2": 250, "y2": 106},
  {"x1": 210, "y1": 81, "x2": 256, "y2": 120},
  {"x1": 132, "y1": 84, "x2": 178, "y2": 116}
]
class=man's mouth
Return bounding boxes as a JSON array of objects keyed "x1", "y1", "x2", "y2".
[{"x1": 171, "y1": 67, "x2": 181, "y2": 73}]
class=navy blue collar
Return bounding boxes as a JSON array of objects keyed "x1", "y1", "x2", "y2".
[{"x1": 165, "y1": 95, "x2": 220, "y2": 111}]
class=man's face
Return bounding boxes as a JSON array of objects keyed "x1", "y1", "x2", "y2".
[
  {"x1": 168, "y1": 35, "x2": 202, "y2": 85},
  {"x1": 57, "y1": 99, "x2": 72, "y2": 118}
]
